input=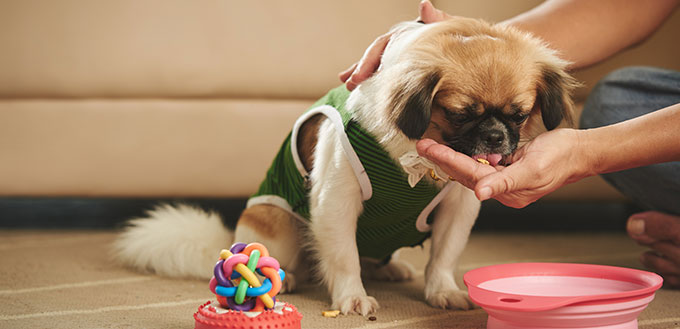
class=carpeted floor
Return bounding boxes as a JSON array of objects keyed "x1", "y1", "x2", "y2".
[{"x1": 1, "y1": 230, "x2": 679, "y2": 329}]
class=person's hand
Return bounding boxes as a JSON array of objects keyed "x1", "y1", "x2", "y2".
[
  {"x1": 415, "y1": 139, "x2": 498, "y2": 192},
  {"x1": 417, "y1": 129, "x2": 595, "y2": 208},
  {"x1": 627, "y1": 211, "x2": 680, "y2": 287},
  {"x1": 339, "y1": 0, "x2": 452, "y2": 91}
]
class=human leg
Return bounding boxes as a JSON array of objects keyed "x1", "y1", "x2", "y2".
[
  {"x1": 580, "y1": 66, "x2": 680, "y2": 287},
  {"x1": 581, "y1": 66, "x2": 680, "y2": 214}
]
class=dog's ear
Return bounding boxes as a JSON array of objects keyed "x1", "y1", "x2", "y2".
[
  {"x1": 534, "y1": 65, "x2": 577, "y2": 130},
  {"x1": 390, "y1": 71, "x2": 442, "y2": 139}
]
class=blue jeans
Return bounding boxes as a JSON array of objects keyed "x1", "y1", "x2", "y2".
[{"x1": 580, "y1": 66, "x2": 680, "y2": 215}]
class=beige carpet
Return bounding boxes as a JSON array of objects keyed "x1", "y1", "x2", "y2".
[{"x1": 1, "y1": 230, "x2": 679, "y2": 329}]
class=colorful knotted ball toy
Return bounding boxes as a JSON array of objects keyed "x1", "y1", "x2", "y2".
[{"x1": 209, "y1": 242, "x2": 285, "y2": 312}]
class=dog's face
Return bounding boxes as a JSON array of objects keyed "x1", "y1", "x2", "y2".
[{"x1": 382, "y1": 18, "x2": 576, "y2": 165}]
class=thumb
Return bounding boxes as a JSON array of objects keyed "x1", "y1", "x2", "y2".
[{"x1": 628, "y1": 211, "x2": 680, "y2": 245}]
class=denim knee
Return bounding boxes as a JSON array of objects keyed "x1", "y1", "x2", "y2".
[
  {"x1": 579, "y1": 66, "x2": 680, "y2": 214},
  {"x1": 580, "y1": 66, "x2": 680, "y2": 129}
]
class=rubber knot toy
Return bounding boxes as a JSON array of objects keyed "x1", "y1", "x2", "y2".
[{"x1": 209, "y1": 242, "x2": 285, "y2": 312}]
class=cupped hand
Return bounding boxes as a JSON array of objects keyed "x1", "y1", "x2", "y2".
[
  {"x1": 417, "y1": 129, "x2": 594, "y2": 208},
  {"x1": 339, "y1": 0, "x2": 453, "y2": 90}
]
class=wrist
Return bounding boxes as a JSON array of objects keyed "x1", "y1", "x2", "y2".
[
  {"x1": 566, "y1": 129, "x2": 601, "y2": 183},
  {"x1": 569, "y1": 128, "x2": 601, "y2": 183}
]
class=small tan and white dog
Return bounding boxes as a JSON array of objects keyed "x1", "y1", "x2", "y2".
[{"x1": 113, "y1": 18, "x2": 576, "y2": 315}]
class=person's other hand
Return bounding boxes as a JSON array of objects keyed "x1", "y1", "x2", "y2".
[
  {"x1": 339, "y1": 0, "x2": 452, "y2": 91},
  {"x1": 627, "y1": 211, "x2": 680, "y2": 287},
  {"x1": 417, "y1": 129, "x2": 594, "y2": 208}
]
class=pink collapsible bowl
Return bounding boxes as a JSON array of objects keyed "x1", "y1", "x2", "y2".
[{"x1": 464, "y1": 263, "x2": 663, "y2": 329}]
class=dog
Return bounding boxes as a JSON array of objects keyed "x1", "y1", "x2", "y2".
[{"x1": 113, "y1": 17, "x2": 576, "y2": 315}]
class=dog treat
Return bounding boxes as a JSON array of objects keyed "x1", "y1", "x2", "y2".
[
  {"x1": 429, "y1": 169, "x2": 441, "y2": 181},
  {"x1": 368, "y1": 316, "x2": 377, "y2": 321},
  {"x1": 322, "y1": 310, "x2": 341, "y2": 318},
  {"x1": 476, "y1": 158, "x2": 490, "y2": 165},
  {"x1": 429, "y1": 169, "x2": 456, "y2": 182}
]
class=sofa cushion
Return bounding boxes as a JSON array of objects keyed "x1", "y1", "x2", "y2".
[{"x1": 0, "y1": 98, "x2": 313, "y2": 197}]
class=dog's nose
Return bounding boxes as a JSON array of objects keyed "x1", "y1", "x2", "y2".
[{"x1": 482, "y1": 130, "x2": 504, "y2": 148}]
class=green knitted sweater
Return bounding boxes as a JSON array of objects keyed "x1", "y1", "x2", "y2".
[{"x1": 250, "y1": 86, "x2": 441, "y2": 260}]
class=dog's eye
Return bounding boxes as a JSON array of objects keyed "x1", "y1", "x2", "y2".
[
  {"x1": 512, "y1": 113, "x2": 529, "y2": 124},
  {"x1": 447, "y1": 113, "x2": 471, "y2": 125}
]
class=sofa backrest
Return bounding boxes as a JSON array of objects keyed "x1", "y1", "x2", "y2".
[{"x1": 2, "y1": 0, "x2": 678, "y2": 101}]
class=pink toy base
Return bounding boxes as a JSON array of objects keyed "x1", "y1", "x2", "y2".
[{"x1": 194, "y1": 300, "x2": 302, "y2": 329}]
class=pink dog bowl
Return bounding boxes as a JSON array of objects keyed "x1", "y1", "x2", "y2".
[{"x1": 464, "y1": 263, "x2": 663, "y2": 329}]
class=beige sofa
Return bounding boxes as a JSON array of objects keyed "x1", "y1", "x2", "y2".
[{"x1": 2, "y1": 0, "x2": 679, "y2": 200}]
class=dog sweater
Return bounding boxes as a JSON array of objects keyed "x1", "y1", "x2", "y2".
[{"x1": 247, "y1": 86, "x2": 450, "y2": 261}]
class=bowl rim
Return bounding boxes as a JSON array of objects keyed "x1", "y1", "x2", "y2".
[{"x1": 463, "y1": 262, "x2": 663, "y2": 312}]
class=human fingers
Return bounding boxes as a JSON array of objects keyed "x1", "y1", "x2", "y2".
[
  {"x1": 627, "y1": 211, "x2": 680, "y2": 245},
  {"x1": 492, "y1": 192, "x2": 541, "y2": 209},
  {"x1": 418, "y1": 0, "x2": 453, "y2": 24},
  {"x1": 345, "y1": 33, "x2": 391, "y2": 91},
  {"x1": 650, "y1": 241, "x2": 680, "y2": 267},
  {"x1": 473, "y1": 161, "x2": 541, "y2": 205},
  {"x1": 641, "y1": 251, "x2": 680, "y2": 275},
  {"x1": 339, "y1": 62, "x2": 358, "y2": 83},
  {"x1": 416, "y1": 138, "x2": 438, "y2": 150},
  {"x1": 342, "y1": 0, "x2": 453, "y2": 89},
  {"x1": 640, "y1": 250, "x2": 680, "y2": 288},
  {"x1": 416, "y1": 139, "x2": 496, "y2": 190},
  {"x1": 665, "y1": 275, "x2": 680, "y2": 288}
]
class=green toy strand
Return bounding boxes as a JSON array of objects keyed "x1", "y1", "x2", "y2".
[{"x1": 235, "y1": 250, "x2": 260, "y2": 304}]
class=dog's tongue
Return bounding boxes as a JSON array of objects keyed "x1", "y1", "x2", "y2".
[{"x1": 472, "y1": 153, "x2": 503, "y2": 166}]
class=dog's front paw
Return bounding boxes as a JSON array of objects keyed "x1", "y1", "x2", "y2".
[
  {"x1": 426, "y1": 289, "x2": 477, "y2": 310},
  {"x1": 332, "y1": 294, "x2": 379, "y2": 315}
]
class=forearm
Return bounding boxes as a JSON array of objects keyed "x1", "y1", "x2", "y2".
[
  {"x1": 580, "y1": 103, "x2": 680, "y2": 176},
  {"x1": 502, "y1": 0, "x2": 678, "y2": 69}
]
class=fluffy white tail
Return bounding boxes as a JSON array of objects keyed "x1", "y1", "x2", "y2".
[{"x1": 112, "y1": 204, "x2": 233, "y2": 279}]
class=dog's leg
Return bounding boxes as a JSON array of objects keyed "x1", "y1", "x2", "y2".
[
  {"x1": 361, "y1": 251, "x2": 415, "y2": 282},
  {"x1": 235, "y1": 204, "x2": 306, "y2": 293},
  {"x1": 424, "y1": 184, "x2": 480, "y2": 310},
  {"x1": 308, "y1": 121, "x2": 378, "y2": 315}
]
